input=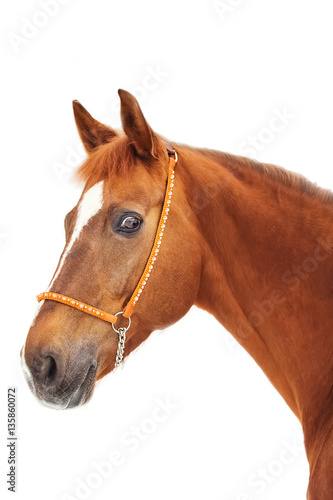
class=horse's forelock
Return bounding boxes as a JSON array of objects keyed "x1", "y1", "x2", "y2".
[
  {"x1": 75, "y1": 133, "x2": 169, "y2": 188},
  {"x1": 75, "y1": 135, "x2": 136, "y2": 185}
]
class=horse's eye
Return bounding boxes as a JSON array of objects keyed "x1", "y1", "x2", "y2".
[{"x1": 119, "y1": 215, "x2": 142, "y2": 232}]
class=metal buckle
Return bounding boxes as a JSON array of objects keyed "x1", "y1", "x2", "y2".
[
  {"x1": 163, "y1": 140, "x2": 176, "y2": 158},
  {"x1": 111, "y1": 311, "x2": 131, "y2": 334}
]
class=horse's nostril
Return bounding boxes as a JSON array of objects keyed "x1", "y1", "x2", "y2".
[
  {"x1": 43, "y1": 355, "x2": 57, "y2": 385},
  {"x1": 24, "y1": 347, "x2": 99, "y2": 408}
]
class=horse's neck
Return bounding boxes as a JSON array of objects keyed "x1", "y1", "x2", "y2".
[{"x1": 179, "y1": 146, "x2": 333, "y2": 456}]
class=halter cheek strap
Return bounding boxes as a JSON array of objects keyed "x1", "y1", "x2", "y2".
[
  {"x1": 37, "y1": 145, "x2": 177, "y2": 366},
  {"x1": 122, "y1": 149, "x2": 177, "y2": 318}
]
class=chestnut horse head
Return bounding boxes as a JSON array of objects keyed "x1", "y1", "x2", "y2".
[
  {"x1": 22, "y1": 90, "x2": 202, "y2": 409},
  {"x1": 21, "y1": 90, "x2": 333, "y2": 495}
]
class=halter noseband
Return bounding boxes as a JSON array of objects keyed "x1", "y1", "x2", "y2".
[{"x1": 37, "y1": 144, "x2": 178, "y2": 367}]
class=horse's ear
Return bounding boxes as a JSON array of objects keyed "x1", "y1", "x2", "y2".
[
  {"x1": 72, "y1": 100, "x2": 117, "y2": 154},
  {"x1": 118, "y1": 89, "x2": 157, "y2": 158}
]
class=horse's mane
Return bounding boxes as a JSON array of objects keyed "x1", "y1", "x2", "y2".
[
  {"x1": 188, "y1": 146, "x2": 333, "y2": 205},
  {"x1": 76, "y1": 137, "x2": 333, "y2": 205}
]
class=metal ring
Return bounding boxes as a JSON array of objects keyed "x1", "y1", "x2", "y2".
[{"x1": 111, "y1": 311, "x2": 131, "y2": 334}]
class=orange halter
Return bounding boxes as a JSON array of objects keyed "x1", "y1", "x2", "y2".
[{"x1": 37, "y1": 146, "x2": 177, "y2": 329}]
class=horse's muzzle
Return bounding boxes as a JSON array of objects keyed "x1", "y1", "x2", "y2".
[{"x1": 20, "y1": 344, "x2": 98, "y2": 409}]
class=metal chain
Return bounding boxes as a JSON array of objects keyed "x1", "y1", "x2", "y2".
[
  {"x1": 112, "y1": 313, "x2": 131, "y2": 367},
  {"x1": 115, "y1": 327, "x2": 126, "y2": 367}
]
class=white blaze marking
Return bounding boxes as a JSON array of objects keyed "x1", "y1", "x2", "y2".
[
  {"x1": 30, "y1": 181, "x2": 104, "y2": 327},
  {"x1": 48, "y1": 180, "x2": 104, "y2": 288}
]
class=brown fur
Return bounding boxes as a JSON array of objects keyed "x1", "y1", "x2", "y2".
[{"x1": 23, "y1": 90, "x2": 333, "y2": 498}]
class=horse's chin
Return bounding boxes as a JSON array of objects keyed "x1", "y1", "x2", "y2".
[
  {"x1": 37, "y1": 377, "x2": 96, "y2": 410},
  {"x1": 64, "y1": 371, "x2": 96, "y2": 409},
  {"x1": 33, "y1": 377, "x2": 96, "y2": 410}
]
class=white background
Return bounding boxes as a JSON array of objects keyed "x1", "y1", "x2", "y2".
[{"x1": 1, "y1": 0, "x2": 332, "y2": 499}]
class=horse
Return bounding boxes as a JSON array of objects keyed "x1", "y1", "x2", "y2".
[{"x1": 21, "y1": 89, "x2": 333, "y2": 499}]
